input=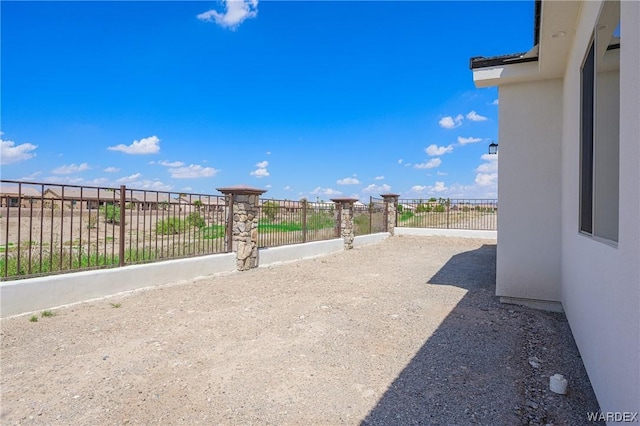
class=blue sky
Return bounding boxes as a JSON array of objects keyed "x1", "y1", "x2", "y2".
[{"x1": 1, "y1": 1, "x2": 533, "y2": 201}]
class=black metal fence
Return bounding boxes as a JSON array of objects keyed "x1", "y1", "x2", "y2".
[
  {"x1": 353, "y1": 197, "x2": 386, "y2": 236},
  {"x1": 396, "y1": 198, "x2": 497, "y2": 230},
  {"x1": 1, "y1": 180, "x2": 227, "y2": 280},
  {"x1": 1, "y1": 180, "x2": 497, "y2": 281},
  {"x1": 257, "y1": 199, "x2": 338, "y2": 248}
]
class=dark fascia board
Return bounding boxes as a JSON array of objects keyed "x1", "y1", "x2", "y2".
[
  {"x1": 534, "y1": 0, "x2": 541, "y2": 46},
  {"x1": 469, "y1": 53, "x2": 538, "y2": 70},
  {"x1": 470, "y1": 0, "x2": 541, "y2": 70}
]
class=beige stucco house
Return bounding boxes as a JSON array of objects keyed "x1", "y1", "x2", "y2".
[{"x1": 471, "y1": 0, "x2": 638, "y2": 418}]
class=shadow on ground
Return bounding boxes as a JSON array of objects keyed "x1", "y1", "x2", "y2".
[{"x1": 361, "y1": 244, "x2": 602, "y2": 426}]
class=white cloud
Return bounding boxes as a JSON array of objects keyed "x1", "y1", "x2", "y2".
[
  {"x1": 117, "y1": 173, "x2": 142, "y2": 183},
  {"x1": 197, "y1": 0, "x2": 258, "y2": 30},
  {"x1": 476, "y1": 162, "x2": 498, "y2": 173},
  {"x1": 491, "y1": 99, "x2": 499, "y2": 106},
  {"x1": 438, "y1": 114, "x2": 464, "y2": 129},
  {"x1": 437, "y1": 171, "x2": 448, "y2": 176},
  {"x1": 310, "y1": 187, "x2": 342, "y2": 196},
  {"x1": 432, "y1": 181, "x2": 447, "y2": 192},
  {"x1": 104, "y1": 166, "x2": 120, "y2": 173},
  {"x1": 481, "y1": 152, "x2": 498, "y2": 162},
  {"x1": 42, "y1": 176, "x2": 85, "y2": 185},
  {"x1": 136, "y1": 180, "x2": 174, "y2": 191},
  {"x1": 425, "y1": 144, "x2": 454, "y2": 156},
  {"x1": 284, "y1": 185, "x2": 291, "y2": 191},
  {"x1": 18, "y1": 171, "x2": 42, "y2": 181},
  {"x1": 362, "y1": 183, "x2": 391, "y2": 193},
  {"x1": 397, "y1": 159, "x2": 403, "y2": 164},
  {"x1": 337, "y1": 177, "x2": 360, "y2": 185},
  {"x1": 52, "y1": 162, "x2": 90, "y2": 175},
  {"x1": 250, "y1": 168, "x2": 269, "y2": 178},
  {"x1": 457, "y1": 136, "x2": 483, "y2": 145},
  {"x1": 466, "y1": 111, "x2": 488, "y2": 121},
  {"x1": 266, "y1": 151, "x2": 271, "y2": 155},
  {"x1": 159, "y1": 160, "x2": 185, "y2": 167},
  {"x1": 116, "y1": 178, "x2": 174, "y2": 192},
  {"x1": 1, "y1": 139, "x2": 38, "y2": 165},
  {"x1": 250, "y1": 160, "x2": 269, "y2": 178},
  {"x1": 408, "y1": 182, "x2": 447, "y2": 194},
  {"x1": 475, "y1": 173, "x2": 498, "y2": 186},
  {"x1": 414, "y1": 158, "x2": 442, "y2": 169},
  {"x1": 474, "y1": 152, "x2": 499, "y2": 187},
  {"x1": 265, "y1": 184, "x2": 272, "y2": 189},
  {"x1": 170, "y1": 164, "x2": 219, "y2": 179},
  {"x1": 88, "y1": 178, "x2": 109, "y2": 185},
  {"x1": 108, "y1": 136, "x2": 160, "y2": 155},
  {"x1": 181, "y1": 186, "x2": 193, "y2": 192},
  {"x1": 374, "y1": 175, "x2": 384, "y2": 180}
]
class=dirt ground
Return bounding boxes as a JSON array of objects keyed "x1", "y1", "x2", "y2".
[{"x1": 1, "y1": 235, "x2": 601, "y2": 425}]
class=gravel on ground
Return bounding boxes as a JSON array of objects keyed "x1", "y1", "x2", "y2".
[{"x1": 1, "y1": 235, "x2": 602, "y2": 425}]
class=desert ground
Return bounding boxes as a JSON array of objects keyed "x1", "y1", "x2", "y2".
[{"x1": 1, "y1": 235, "x2": 601, "y2": 425}]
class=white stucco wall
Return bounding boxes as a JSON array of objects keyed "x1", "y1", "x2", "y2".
[
  {"x1": 258, "y1": 238, "x2": 344, "y2": 266},
  {"x1": 496, "y1": 79, "x2": 563, "y2": 303},
  {"x1": 395, "y1": 227, "x2": 497, "y2": 239},
  {"x1": 1, "y1": 252, "x2": 237, "y2": 318},
  {"x1": 560, "y1": 0, "x2": 640, "y2": 414}
]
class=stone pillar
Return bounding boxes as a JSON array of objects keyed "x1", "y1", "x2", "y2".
[
  {"x1": 217, "y1": 185, "x2": 267, "y2": 271},
  {"x1": 381, "y1": 193, "x2": 400, "y2": 236},
  {"x1": 331, "y1": 198, "x2": 358, "y2": 250}
]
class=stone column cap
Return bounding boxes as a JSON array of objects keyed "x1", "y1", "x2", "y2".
[
  {"x1": 380, "y1": 193, "x2": 400, "y2": 198},
  {"x1": 216, "y1": 185, "x2": 267, "y2": 196},
  {"x1": 330, "y1": 197, "x2": 359, "y2": 203}
]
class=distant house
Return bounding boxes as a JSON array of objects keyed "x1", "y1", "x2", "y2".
[
  {"x1": 42, "y1": 188, "x2": 122, "y2": 210},
  {"x1": 0, "y1": 185, "x2": 41, "y2": 208},
  {"x1": 471, "y1": 0, "x2": 638, "y2": 414},
  {"x1": 130, "y1": 191, "x2": 184, "y2": 211},
  {"x1": 178, "y1": 195, "x2": 227, "y2": 214}
]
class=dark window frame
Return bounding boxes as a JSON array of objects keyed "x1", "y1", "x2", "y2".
[{"x1": 579, "y1": 39, "x2": 595, "y2": 235}]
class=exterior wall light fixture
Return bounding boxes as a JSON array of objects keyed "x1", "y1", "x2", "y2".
[{"x1": 488, "y1": 141, "x2": 499, "y2": 155}]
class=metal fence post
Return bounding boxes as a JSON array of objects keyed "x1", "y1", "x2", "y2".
[
  {"x1": 119, "y1": 185, "x2": 126, "y2": 267},
  {"x1": 369, "y1": 196, "x2": 373, "y2": 235},
  {"x1": 446, "y1": 200, "x2": 450, "y2": 229},
  {"x1": 335, "y1": 203, "x2": 342, "y2": 238},
  {"x1": 226, "y1": 193, "x2": 234, "y2": 253},
  {"x1": 302, "y1": 199, "x2": 308, "y2": 243}
]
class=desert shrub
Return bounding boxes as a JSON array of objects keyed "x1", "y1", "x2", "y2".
[
  {"x1": 187, "y1": 212, "x2": 206, "y2": 229},
  {"x1": 397, "y1": 204, "x2": 404, "y2": 213},
  {"x1": 99, "y1": 204, "x2": 120, "y2": 224},
  {"x1": 399, "y1": 211, "x2": 414, "y2": 222},
  {"x1": 354, "y1": 214, "x2": 371, "y2": 235},
  {"x1": 156, "y1": 217, "x2": 186, "y2": 235},
  {"x1": 307, "y1": 212, "x2": 334, "y2": 230},
  {"x1": 416, "y1": 203, "x2": 432, "y2": 213},
  {"x1": 86, "y1": 213, "x2": 98, "y2": 229},
  {"x1": 262, "y1": 201, "x2": 280, "y2": 221},
  {"x1": 434, "y1": 204, "x2": 446, "y2": 213}
]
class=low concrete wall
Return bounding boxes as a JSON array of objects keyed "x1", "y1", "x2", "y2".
[
  {"x1": 259, "y1": 238, "x2": 344, "y2": 267},
  {"x1": 396, "y1": 227, "x2": 497, "y2": 239},
  {"x1": 353, "y1": 232, "x2": 390, "y2": 248},
  {"x1": 2, "y1": 234, "x2": 393, "y2": 318},
  {"x1": 0, "y1": 253, "x2": 236, "y2": 318}
]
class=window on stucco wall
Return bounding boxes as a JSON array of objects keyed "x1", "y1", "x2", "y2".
[{"x1": 579, "y1": 0, "x2": 620, "y2": 244}]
